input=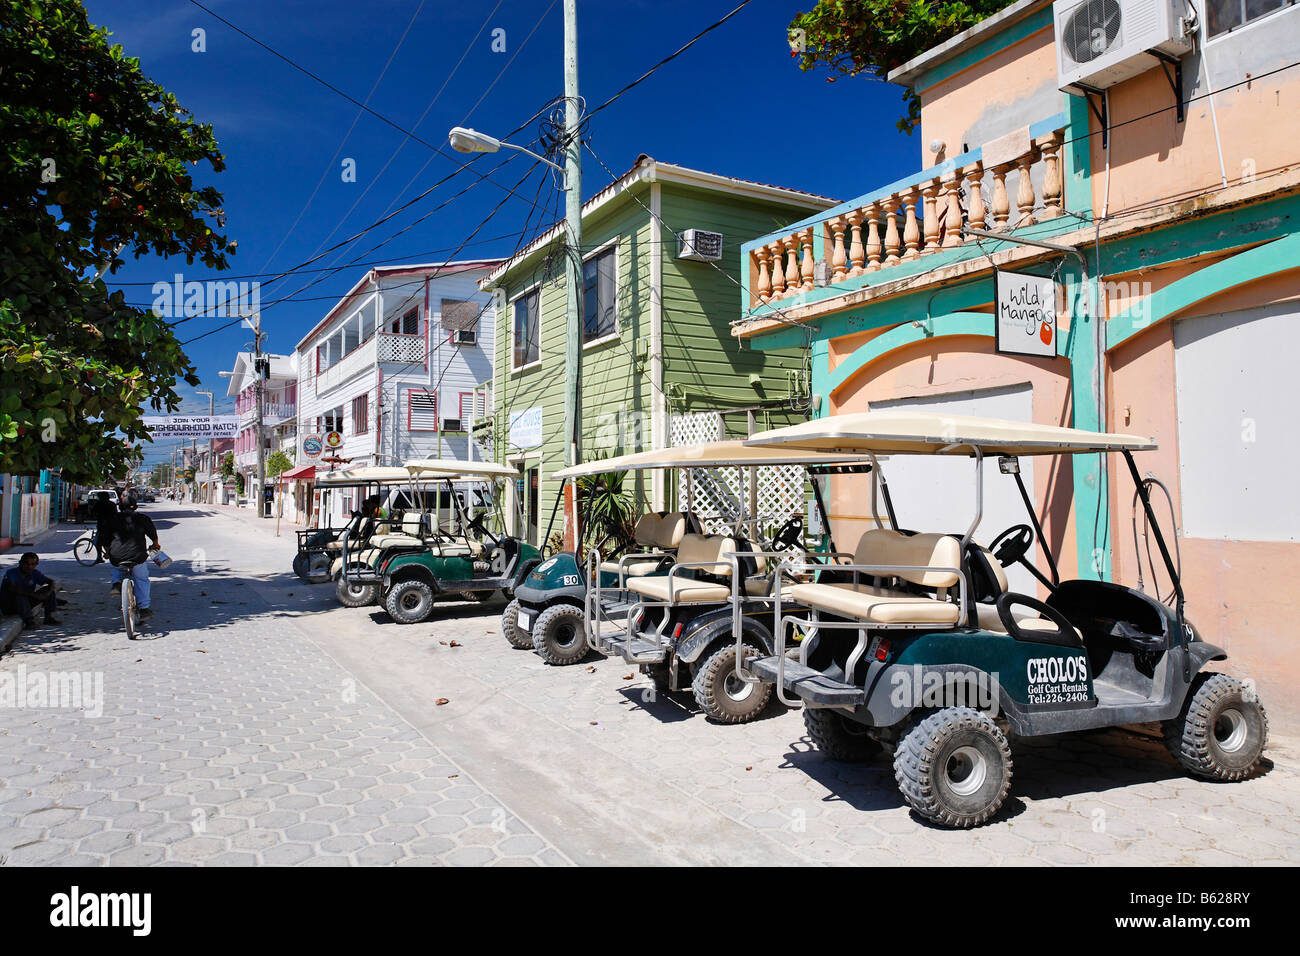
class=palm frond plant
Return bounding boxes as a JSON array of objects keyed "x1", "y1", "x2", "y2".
[{"x1": 576, "y1": 469, "x2": 637, "y2": 561}]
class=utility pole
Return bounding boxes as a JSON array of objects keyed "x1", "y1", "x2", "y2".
[
  {"x1": 253, "y1": 313, "x2": 268, "y2": 519},
  {"x1": 562, "y1": 0, "x2": 583, "y2": 541}
]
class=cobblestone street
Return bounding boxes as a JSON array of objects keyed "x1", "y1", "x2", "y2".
[{"x1": 3, "y1": 503, "x2": 1299, "y2": 866}]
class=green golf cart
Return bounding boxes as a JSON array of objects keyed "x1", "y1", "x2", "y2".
[
  {"x1": 355, "y1": 459, "x2": 542, "y2": 625},
  {"x1": 735, "y1": 410, "x2": 1269, "y2": 827},
  {"x1": 510, "y1": 441, "x2": 871, "y2": 722}
]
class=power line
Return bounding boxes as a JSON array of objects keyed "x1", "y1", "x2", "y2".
[
  {"x1": 185, "y1": 0, "x2": 538, "y2": 208},
  {"x1": 586, "y1": 1, "x2": 754, "y2": 118},
  {"x1": 259, "y1": 0, "x2": 430, "y2": 274}
]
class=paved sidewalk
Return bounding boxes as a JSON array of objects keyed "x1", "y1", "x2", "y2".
[{"x1": 0, "y1": 509, "x2": 571, "y2": 866}]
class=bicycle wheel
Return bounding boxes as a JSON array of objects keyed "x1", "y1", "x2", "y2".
[
  {"x1": 73, "y1": 535, "x2": 96, "y2": 566},
  {"x1": 122, "y1": 576, "x2": 137, "y2": 639}
]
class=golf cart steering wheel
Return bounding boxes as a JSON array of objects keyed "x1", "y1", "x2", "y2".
[
  {"x1": 990, "y1": 524, "x2": 1034, "y2": 567},
  {"x1": 772, "y1": 515, "x2": 804, "y2": 551}
]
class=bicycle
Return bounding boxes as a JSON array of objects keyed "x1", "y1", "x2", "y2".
[
  {"x1": 73, "y1": 528, "x2": 99, "y2": 566},
  {"x1": 117, "y1": 561, "x2": 141, "y2": 639}
]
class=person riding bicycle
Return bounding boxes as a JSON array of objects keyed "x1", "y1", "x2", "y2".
[{"x1": 107, "y1": 508, "x2": 161, "y2": 622}]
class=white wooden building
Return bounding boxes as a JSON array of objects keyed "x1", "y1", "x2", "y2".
[{"x1": 293, "y1": 261, "x2": 500, "y2": 524}]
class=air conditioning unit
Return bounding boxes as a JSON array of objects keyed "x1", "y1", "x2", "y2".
[
  {"x1": 442, "y1": 418, "x2": 463, "y2": 432},
  {"x1": 677, "y1": 228, "x2": 723, "y2": 262},
  {"x1": 1055, "y1": 0, "x2": 1194, "y2": 95},
  {"x1": 450, "y1": 329, "x2": 477, "y2": 346}
]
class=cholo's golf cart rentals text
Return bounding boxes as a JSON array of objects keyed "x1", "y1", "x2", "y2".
[{"x1": 732, "y1": 411, "x2": 1268, "y2": 827}]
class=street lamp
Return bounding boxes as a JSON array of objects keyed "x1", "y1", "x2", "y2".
[{"x1": 448, "y1": 126, "x2": 569, "y2": 190}]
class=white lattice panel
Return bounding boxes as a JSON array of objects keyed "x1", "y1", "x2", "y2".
[
  {"x1": 670, "y1": 411, "x2": 804, "y2": 537},
  {"x1": 376, "y1": 333, "x2": 425, "y2": 364}
]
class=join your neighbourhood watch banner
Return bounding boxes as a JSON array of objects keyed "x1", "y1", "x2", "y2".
[{"x1": 140, "y1": 415, "x2": 240, "y2": 440}]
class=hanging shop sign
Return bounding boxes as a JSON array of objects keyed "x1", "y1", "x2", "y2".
[
  {"x1": 995, "y1": 271, "x2": 1058, "y2": 358},
  {"x1": 324, "y1": 431, "x2": 343, "y2": 449},
  {"x1": 302, "y1": 435, "x2": 324, "y2": 459},
  {"x1": 141, "y1": 415, "x2": 239, "y2": 439}
]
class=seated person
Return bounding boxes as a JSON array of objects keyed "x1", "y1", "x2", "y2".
[{"x1": 1, "y1": 552, "x2": 62, "y2": 629}]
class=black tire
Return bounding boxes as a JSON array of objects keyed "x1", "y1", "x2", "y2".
[
  {"x1": 803, "y1": 708, "x2": 883, "y2": 761},
  {"x1": 384, "y1": 578, "x2": 435, "y2": 625},
  {"x1": 335, "y1": 571, "x2": 378, "y2": 608},
  {"x1": 532, "y1": 603, "x2": 588, "y2": 666},
  {"x1": 692, "y1": 644, "x2": 773, "y2": 724},
  {"x1": 1163, "y1": 673, "x2": 1268, "y2": 781},
  {"x1": 501, "y1": 599, "x2": 533, "y2": 650},
  {"x1": 894, "y1": 707, "x2": 1012, "y2": 828},
  {"x1": 292, "y1": 552, "x2": 311, "y2": 581},
  {"x1": 294, "y1": 552, "x2": 330, "y2": 583}
]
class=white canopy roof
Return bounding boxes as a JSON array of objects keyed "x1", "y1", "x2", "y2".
[
  {"x1": 315, "y1": 467, "x2": 413, "y2": 486},
  {"x1": 743, "y1": 411, "x2": 1156, "y2": 456},
  {"x1": 403, "y1": 458, "x2": 516, "y2": 478},
  {"x1": 553, "y1": 440, "x2": 874, "y2": 479}
]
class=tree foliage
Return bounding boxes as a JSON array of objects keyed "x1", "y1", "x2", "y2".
[
  {"x1": 789, "y1": 0, "x2": 1014, "y2": 132},
  {"x1": 0, "y1": 0, "x2": 235, "y2": 482},
  {"x1": 266, "y1": 449, "x2": 294, "y2": 480}
]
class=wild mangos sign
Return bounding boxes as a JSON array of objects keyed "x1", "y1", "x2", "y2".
[{"x1": 995, "y1": 271, "x2": 1058, "y2": 358}]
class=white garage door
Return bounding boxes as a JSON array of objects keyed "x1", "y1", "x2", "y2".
[
  {"x1": 1174, "y1": 301, "x2": 1300, "y2": 542},
  {"x1": 870, "y1": 384, "x2": 1039, "y2": 594}
]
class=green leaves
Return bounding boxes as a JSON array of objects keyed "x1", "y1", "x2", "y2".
[
  {"x1": 789, "y1": 0, "x2": 1014, "y2": 133},
  {"x1": 0, "y1": 0, "x2": 231, "y2": 483}
]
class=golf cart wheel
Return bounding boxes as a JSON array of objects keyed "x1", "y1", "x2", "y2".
[
  {"x1": 292, "y1": 552, "x2": 311, "y2": 582},
  {"x1": 384, "y1": 579, "x2": 435, "y2": 625},
  {"x1": 692, "y1": 644, "x2": 773, "y2": 724},
  {"x1": 531, "y1": 603, "x2": 588, "y2": 666},
  {"x1": 803, "y1": 708, "x2": 883, "y2": 761},
  {"x1": 501, "y1": 599, "x2": 533, "y2": 650},
  {"x1": 1163, "y1": 673, "x2": 1268, "y2": 781},
  {"x1": 894, "y1": 708, "x2": 1012, "y2": 828},
  {"x1": 335, "y1": 572, "x2": 378, "y2": 608}
]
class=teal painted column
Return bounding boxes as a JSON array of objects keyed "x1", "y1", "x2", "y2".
[
  {"x1": 1064, "y1": 264, "x2": 1108, "y2": 581},
  {"x1": 812, "y1": 338, "x2": 830, "y2": 418}
]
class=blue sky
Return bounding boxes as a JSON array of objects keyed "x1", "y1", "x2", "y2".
[{"x1": 82, "y1": 0, "x2": 921, "y2": 464}]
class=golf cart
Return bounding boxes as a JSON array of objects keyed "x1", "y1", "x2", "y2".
[
  {"x1": 355, "y1": 459, "x2": 542, "y2": 624},
  {"x1": 514, "y1": 441, "x2": 872, "y2": 723},
  {"x1": 291, "y1": 467, "x2": 413, "y2": 585},
  {"x1": 733, "y1": 411, "x2": 1268, "y2": 827}
]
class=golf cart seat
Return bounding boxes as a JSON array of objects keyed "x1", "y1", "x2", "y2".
[
  {"x1": 598, "y1": 511, "x2": 689, "y2": 577},
  {"x1": 368, "y1": 512, "x2": 428, "y2": 549},
  {"x1": 626, "y1": 533, "x2": 737, "y2": 604},
  {"x1": 785, "y1": 529, "x2": 963, "y2": 626}
]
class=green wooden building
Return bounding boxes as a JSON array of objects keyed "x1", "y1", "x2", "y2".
[{"x1": 478, "y1": 156, "x2": 836, "y2": 546}]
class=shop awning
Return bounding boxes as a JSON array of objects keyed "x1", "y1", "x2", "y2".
[{"x1": 279, "y1": 465, "x2": 316, "y2": 482}]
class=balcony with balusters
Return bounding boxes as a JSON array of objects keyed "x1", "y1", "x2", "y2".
[{"x1": 735, "y1": 116, "x2": 1071, "y2": 337}]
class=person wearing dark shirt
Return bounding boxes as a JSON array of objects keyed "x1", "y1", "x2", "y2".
[
  {"x1": 107, "y1": 510, "x2": 161, "y2": 620},
  {"x1": 1, "y1": 552, "x2": 61, "y2": 629},
  {"x1": 91, "y1": 493, "x2": 118, "y2": 564}
]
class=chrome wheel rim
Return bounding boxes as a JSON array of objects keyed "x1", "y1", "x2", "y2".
[
  {"x1": 945, "y1": 745, "x2": 988, "y2": 797},
  {"x1": 1215, "y1": 708, "x2": 1248, "y2": 753},
  {"x1": 723, "y1": 671, "x2": 753, "y2": 701}
]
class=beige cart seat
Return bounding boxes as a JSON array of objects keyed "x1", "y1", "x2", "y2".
[
  {"x1": 599, "y1": 511, "x2": 690, "y2": 578},
  {"x1": 626, "y1": 533, "x2": 736, "y2": 604},
  {"x1": 966, "y1": 544, "x2": 1084, "y2": 639},
  {"x1": 785, "y1": 529, "x2": 962, "y2": 626}
]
